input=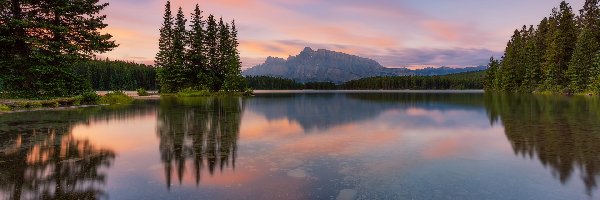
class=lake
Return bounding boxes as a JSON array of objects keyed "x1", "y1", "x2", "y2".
[{"x1": 1, "y1": 91, "x2": 600, "y2": 200}]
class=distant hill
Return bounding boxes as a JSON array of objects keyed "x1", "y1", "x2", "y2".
[{"x1": 242, "y1": 47, "x2": 487, "y2": 83}]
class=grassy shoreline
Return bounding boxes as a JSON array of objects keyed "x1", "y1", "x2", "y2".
[{"x1": 0, "y1": 91, "x2": 134, "y2": 113}]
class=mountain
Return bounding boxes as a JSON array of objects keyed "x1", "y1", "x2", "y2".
[{"x1": 242, "y1": 47, "x2": 487, "y2": 83}]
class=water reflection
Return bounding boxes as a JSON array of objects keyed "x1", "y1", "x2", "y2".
[
  {"x1": 248, "y1": 92, "x2": 485, "y2": 131},
  {"x1": 156, "y1": 97, "x2": 244, "y2": 188},
  {"x1": 485, "y1": 94, "x2": 600, "y2": 195},
  {"x1": 0, "y1": 107, "x2": 141, "y2": 200}
]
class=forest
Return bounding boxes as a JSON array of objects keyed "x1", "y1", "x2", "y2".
[
  {"x1": 246, "y1": 71, "x2": 485, "y2": 90},
  {"x1": 485, "y1": 0, "x2": 600, "y2": 94},
  {"x1": 74, "y1": 59, "x2": 157, "y2": 91},
  {"x1": 155, "y1": 1, "x2": 247, "y2": 94},
  {"x1": 0, "y1": 0, "x2": 117, "y2": 98}
]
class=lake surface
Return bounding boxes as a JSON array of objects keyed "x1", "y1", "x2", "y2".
[{"x1": 1, "y1": 91, "x2": 600, "y2": 200}]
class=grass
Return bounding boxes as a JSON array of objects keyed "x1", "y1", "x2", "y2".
[
  {"x1": 99, "y1": 91, "x2": 134, "y2": 105},
  {"x1": 175, "y1": 88, "x2": 254, "y2": 97},
  {"x1": 0, "y1": 91, "x2": 134, "y2": 113}
]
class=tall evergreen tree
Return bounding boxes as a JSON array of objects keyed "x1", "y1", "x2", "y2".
[
  {"x1": 204, "y1": 14, "x2": 220, "y2": 91},
  {"x1": 216, "y1": 18, "x2": 231, "y2": 91},
  {"x1": 187, "y1": 4, "x2": 207, "y2": 89},
  {"x1": 222, "y1": 20, "x2": 247, "y2": 91},
  {"x1": 544, "y1": 1, "x2": 577, "y2": 90},
  {"x1": 567, "y1": 0, "x2": 600, "y2": 92},
  {"x1": 156, "y1": 1, "x2": 176, "y2": 93},
  {"x1": 484, "y1": 57, "x2": 499, "y2": 90},
  {"x1": 0, "y1": 0, "x2": 117, "y2": 98},
  {"x1": 172, "y1": 7, "x2": 188, "y2": 90}
]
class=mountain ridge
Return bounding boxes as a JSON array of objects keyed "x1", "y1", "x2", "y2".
[{"x1": 243, "y1": 47, "x2": 486, "y2": 83}]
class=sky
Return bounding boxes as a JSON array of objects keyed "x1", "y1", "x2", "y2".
[{"x1": 99, "y1": 0, "x2": 585, "y2": 69}]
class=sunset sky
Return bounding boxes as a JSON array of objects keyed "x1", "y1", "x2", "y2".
[{"x1": 99, "y1": 0, "x2": 585, "y2": 69}]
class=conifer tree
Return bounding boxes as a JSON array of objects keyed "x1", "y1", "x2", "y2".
[
  {"x1": 1, "y1": 0, "x2": 117, "y2": 98},
  {"x1": 223, "y1": 20, "x2": 247, "y2": 91},
  {"x1": 567, "y1": 0, "x2": 600, "y2": 92},
  {"x1": 171, "y1": 7, "x2": 188, "y2": 90},
  {"x1": 216, "y1": 18, "x2": 231, "y2": 91},
  {"x1": 484, "y1": 57, "x2": 499, "y2": 90},
  {"x1": 188, "y1": 4, "x2": 206, "y2": 88},
  {"x1": 204, "y1": 14, "x2": 220, "y2": 91},
  {"x1": 544, "y1": 1, "x2": 577, "y2": 90},
  {"x1": 156, "y1": 1, "x2": 176, "y2": 93}
]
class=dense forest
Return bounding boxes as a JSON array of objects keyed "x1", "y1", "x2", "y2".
[
  {"x1": 485, "y1": 0, "x2": 600, "y2": 94},
  {"x1": 247, "y1": 71, "x2": 485, "y2": 90},
  {"x1": 342, "y1": 71, "x2": 484, "y2": 90},
  {"x1": 155, "y1": 1, "x2": 247, "y2": 93},
  {"x1": 0, "y1": 0, "x2": 117, "y2": 98},
  {"x1": 74, "y1": 59, "x2": 157, "y2": 91}
]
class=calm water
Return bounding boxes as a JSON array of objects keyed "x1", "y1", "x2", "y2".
[{"x1": 1, "y1": 91, "x2": 600, "y2": 200}]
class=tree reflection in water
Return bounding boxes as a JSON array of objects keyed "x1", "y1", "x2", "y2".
[
  {"x1": 157, "y1": 97, "x2": 244, "y2": 188},
  {"x1": 0, "y1": 115, "x2": 117, "y2": 199},
  {"x1": 485, "y1": 94, "x2": 600, "y2": 195}
]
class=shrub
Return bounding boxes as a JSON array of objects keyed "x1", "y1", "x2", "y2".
[
  {"x1": 137, "y1": 88, "x2": 149, "y2": 96},
  {"x1": 41, "y1": 100, "x2": 60, "y2": 108},
  {"x1": 99, "y1": 91, "x2": 134, "y2": 105},
  {"x1": 0, "y1": 104, "x2": 10, "y2": 112},
  {"x1": 77, "y1": 91, "x2": 100, "y2": 105}
]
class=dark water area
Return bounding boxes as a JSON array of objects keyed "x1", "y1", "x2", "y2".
[{"x1": 1, "y1": 91, "x2": 600, "y2": 200}]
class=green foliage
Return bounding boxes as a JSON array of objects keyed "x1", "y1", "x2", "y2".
[
  {"x1": 176, "y1": 88, "x2": 212, "y2": 97},
  {"x1": 99, "y1": 91, "x2": 134, "y2": 105},
  {"x1": 486, "y1": 0, "x2": 600, "y2": 94},
  {"x1": 484, "y1": 57, "x2": 500, "y2": 90},
  {"x1": 74, "y1": 59, "x2": 157, "y2": 91},
  {"x1": 0, "y1": 104, "x2": 10, "y2": 112},
  {"x1": 77, "y1": 92, "x2": 101, "y2": 105},
  {"x1": 155, "y1": 2, "x2": 246, "y2": 94},
  {"x1": 342, "y1": 71, "x2": 485, "y2": 90},
  {"x1": 137, "y1": 88, "x2": 149, "y2": 96},
  {"x1": 246, "y1": 76, "x2": 304, "y2": 90},
  {"x1": 0, "y1": 0, "x2": 117, "y2": 98},
  {"x1": 247, "y1": 71, "x2": 484, "y2": 90}
]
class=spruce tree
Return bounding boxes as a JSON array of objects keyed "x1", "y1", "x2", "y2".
[
  {"x1": 216, "y1": 18, "x2": 231, "y2": 91},
  {"x1": 156, "y1": 1, "x2": 175, "y2": 93},
  {"x1": 188, "y1": 4, "x2": 207, "y2": 89},
  {"x1": 484, "y1": 57, "x2": 499, "y2": 90},
  {"x1": 1, "y1": 0, "x2": 117, "y2": 98},
  {"x1": 172, "y1": 7, "x2": 188, "y2": 90},
  {"x1": 222, "y1": 20, "x2": 247, "y2": 91},
  {"x1": 544, "y1": 1, "x2": 577, "y2": 90},
  {"x1": 567, "y1": 0, "x2": 600, "y2": 93},
  {"x1": 204, "y1": 14, "x2": 219, "y2": 91}
]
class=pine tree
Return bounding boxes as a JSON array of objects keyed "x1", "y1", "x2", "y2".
[
  {"x1": 0, "y1": 0, "x2": 117, "y2": 98},
  {"x1": 204, "y1": 14, "x2": 219, "y2": 91},
  {"x1": 172, "y1": 7, "x2": 188, "y2": 90},
  {"x1": 187, "y1": 4, "x2": 207, "y2": 89},
  {"x1": 567, "y1": 0, "x2": 600, "y2": 93},
  {"x1": 222, "y1": 20, "x2": 247, "y2": 91},
  {"x1": 544, "y1": 1, "x2": 577, "y2": 90},
  {"x1": 591, "y1": 53, "x2": 600, "y2": 94},
  {"x1": 484, "y1": 57, "x2": 499, "y2": 90},
  {"x1": 156, "y1": 1, "x2": 176, "y2": 93},
  {"x1": 500, "y1": 28, "x2": 527, "y2": 91},
  {"x1": 523, "y1": 25, "x2": 541, "y2": 92},
  {"x1": 216, "y1": 18, "x2": 231, "y2": 91}
]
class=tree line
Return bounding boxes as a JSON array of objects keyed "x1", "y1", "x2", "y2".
[
  {"x1": 0, "y1": 0, "x2": 117, "y2": 98},
  {"x1": 155, "y1": 1, "x2": 247, "y2": 93},
  {"x1": 485, "y1": 0, "x2": 600, "y2": 94},
  {"x1": 246, "y1": 71, "x2": 484, "y2": 90},
  {"x1": 73, "y1": 59, "x2": 157, "y2": 91}
]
